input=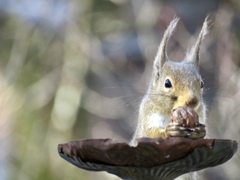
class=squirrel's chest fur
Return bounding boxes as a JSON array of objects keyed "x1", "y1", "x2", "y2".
[
  {"x1": 139, "y1": 96, "x2": 171, "y2": 126},
  {"x1": 148, "y1": 113, "x2": 170, "y2": 128},
  {"x1": 134, "y1": 97, "x2": 172, "y2": 138}
]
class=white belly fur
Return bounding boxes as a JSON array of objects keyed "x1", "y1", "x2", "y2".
[{"x1": 148, "y1": 113, "x2": 170, "y2": 128}]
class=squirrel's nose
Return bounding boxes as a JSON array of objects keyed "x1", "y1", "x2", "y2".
[{"x1": 185, "y1": 96, "x2": 198, "y2": 108}]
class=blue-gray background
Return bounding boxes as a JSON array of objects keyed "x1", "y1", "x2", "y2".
[{"x1": 0, "y1": 0, "x2": 239, "y2": 179}]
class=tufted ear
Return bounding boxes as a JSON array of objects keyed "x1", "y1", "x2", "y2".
[
  {"x1": 154, "y1": 18, "x2": 179, "y2": 71},
  {"x1": 185, "y1": 16, "x2": 209, "y2": 68}
]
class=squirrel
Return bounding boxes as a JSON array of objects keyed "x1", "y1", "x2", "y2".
[{"x1": 131, "y1": 17, "x2": 209, "y2": 143}]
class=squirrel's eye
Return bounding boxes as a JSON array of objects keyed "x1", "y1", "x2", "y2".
[
  {"x1": 200, "y1": 80, "x2": 204, "y2": 88},
  {"x1": 165, "y1": 79, "x2": 172, "y2": 88}
]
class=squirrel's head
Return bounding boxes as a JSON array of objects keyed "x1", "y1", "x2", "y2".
[{"x1": 149, "y1": 17, "x2": 209, "y2": 113}]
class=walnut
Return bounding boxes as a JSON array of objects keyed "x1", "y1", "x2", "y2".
[
  {"x1": 171, "y1": 106, "x2": 199, "y2": 128},
  {"x1": 166, "y1": 106, "x2": 206, "y2": 139}
]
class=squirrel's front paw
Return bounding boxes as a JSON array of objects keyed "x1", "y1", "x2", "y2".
[{"x1": 166, "y1": 107, "x2": 206, "y2": 139}]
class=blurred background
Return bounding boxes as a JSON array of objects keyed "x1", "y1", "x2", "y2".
[{"x1": 0, "y1": 0, "x2": 240, "y2": 179}]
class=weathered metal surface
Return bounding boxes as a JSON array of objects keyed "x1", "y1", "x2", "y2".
[{"x1": 58, "y1": 137, "x2": 238, "y2": 180}]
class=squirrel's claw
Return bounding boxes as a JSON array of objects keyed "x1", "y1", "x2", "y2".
[{"x1": 166, "y1": 124, "x2": 206, "y2": 139}]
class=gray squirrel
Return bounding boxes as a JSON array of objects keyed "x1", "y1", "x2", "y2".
[{"x1": 132, "y1": 17, "x2": 209, "y2": 143}]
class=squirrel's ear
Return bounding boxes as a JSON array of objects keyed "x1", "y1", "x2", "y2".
[
  {"x1": 154, "y1": 18, "x2": 179, "y2": 71},
  {"x1": 186, "y1": 16, "x2": 209, "y2": 68}
]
